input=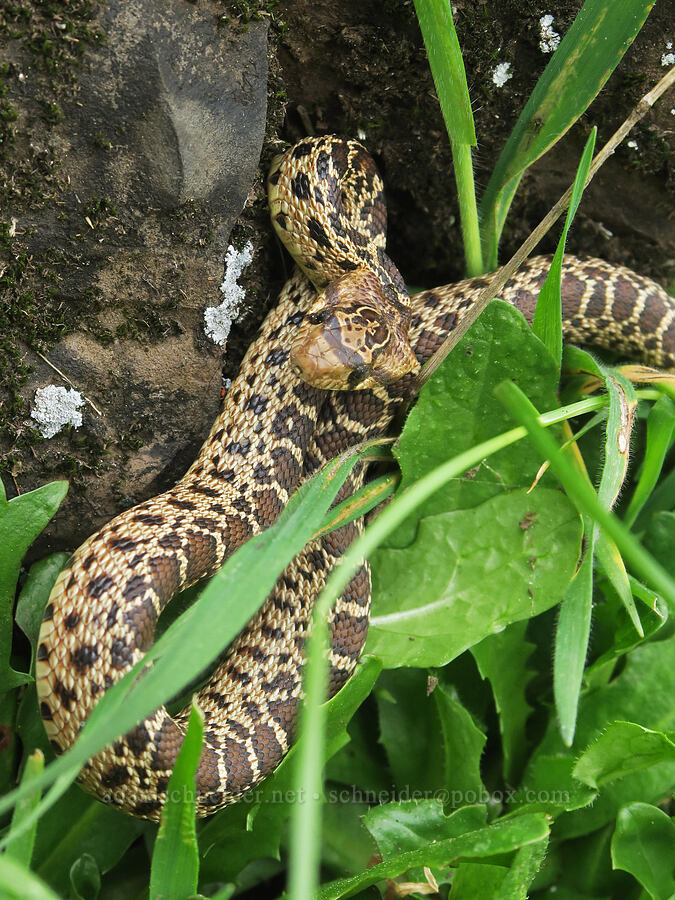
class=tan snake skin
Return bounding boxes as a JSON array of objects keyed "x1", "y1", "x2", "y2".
[{"x1": 36, "y1": 137, "x2": 675, "y2": 821}]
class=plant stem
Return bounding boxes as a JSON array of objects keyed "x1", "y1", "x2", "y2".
[{"x1": 452, "y1": 140, "x2": 483, "y2": 276}]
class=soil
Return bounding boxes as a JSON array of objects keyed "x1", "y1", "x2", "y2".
[{"x1": 0, "y1": 0, "x2": 673, "y2": 551}]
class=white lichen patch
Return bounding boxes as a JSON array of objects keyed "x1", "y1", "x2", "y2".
[
  {"x1": 492, "y1": 62, "x2": 513, "y2": 87},
  {"x1": 662, "y1": 41, "x2": 674, "y2": 67},
  {"x1": 31, "y1": 385, "x2": 84, "y2": 438},
  {"x1": 539, "y1": 15, "x2": 561, "y2": 54},
  {"x1": 204, "y1": 241, "x2": 254, "y2": 346}
]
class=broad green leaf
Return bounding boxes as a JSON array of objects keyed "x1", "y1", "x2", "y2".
[
  {"x1": 449, "y1": 862, "x2": 508, "y2": 898},
  {"x1": 150, "y1": 702, "x2": 203, "y2": 900},
  {"x1": 4, "y1": 750, "x2": 44, "y2": 866},
  {"x1": 197, "y1": 657, "x2": 381, "y2": 884},
  {"x1": 434, "y1": 683, "x2": 486, "y2": 804},
  {"x1": 479, "y1": 0, "x2": 656, "y2": 266},
  {"x1": 533, "y1": 129, "x2": 596, "y2": 368},
  {"x1": 0, "y1": 478, "x2": 68, "y2": 692},
  {"x1": 364, "y1": 802, "x2": 487, "y2": 888},
  {"x1": 14, "y1": 553, "x2": 70, "y2": 672},
  {"x1": 494, "y1": 381, "x2": 675, "y2": 610},
  {"x1": 313, "y1": 814, "x2": 550, "y2": 900},
  {"x1": 507, "y1": 755, "x2": 596, "y2": 819},
  {"x1": 386, "y1": 302, "x2": 560, "y2": 549},
  {"x1": 368, "y1": 488, "x2": 581, "y2": 667},
  {"x1": 364, "y1": 801, "x2": 487, "y2": 859},
  {"x1": 472, "y1": 620, "x2": 535, "y2": 782},
  {"x1": 0, "y1": 449, "x2": 364, "y2": 834},
  {"x1": 68, "y1": 854, "x2": 101, "y2": 900},
  {"x1": 624, "y1": 395, "x2": 675, "y2": 528},
  {"x1": 573, "y1": 722, "x2": 675, "y2": 789},
  {"x1": 611, "y1": 802, "x2": 675, "y2": 900}
]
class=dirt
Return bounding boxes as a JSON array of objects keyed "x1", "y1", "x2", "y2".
[{"x1": 0, "y1": 0, "x2": 673, "y2": 549}]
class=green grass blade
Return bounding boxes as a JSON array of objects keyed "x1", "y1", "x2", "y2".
[
  {"x1": 3, "y1": 750, "x2": 44, "y2": 866},
  {"x1": 0, "y1": 855, "x2": 61, "y2": 900},
  {"x1": 624, "y1": 394, "x2": 675, "y2": 528},
  {"x1": 149, "y1": 702, "x2": 203, "y2": 900},
  {"x1": 594, "y1": 373, "x2": 642, "y2": 634},
  {"x1": 412, "y1": 0, "x2": 482, "y2": 274},
  {"x1": 554, "y1": 536, "x2": 594, "y2": 746},
  {"x1": 479, "y1": 0, "x2": 655, "y2": 268},
  {"x1": 533, "y1": 128, "x2": 597, "y2": 369},
  {"x1": 494, "y1": 381, "x2": 675, "y2": 609}
]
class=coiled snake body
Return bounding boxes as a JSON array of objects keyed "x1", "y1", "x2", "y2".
[{"x1": 36, "y1": 136, "x2": 675, "y2": 820}]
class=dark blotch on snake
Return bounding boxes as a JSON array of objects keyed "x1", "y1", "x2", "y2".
[
  {"x1": 71, "y1": 644, "x2": 99, "y2": 673},
  {"x1": 87, "y1": 574, "x2": 115, "y2": 599}
]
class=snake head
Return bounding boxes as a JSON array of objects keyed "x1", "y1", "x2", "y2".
[{"x1": 290, "y1": 268, "x2": 419, "y2": 390}]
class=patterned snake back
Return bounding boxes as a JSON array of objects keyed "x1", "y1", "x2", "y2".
[{"x1": 36, "y1": 136, "x2": 675, "y2": 820}]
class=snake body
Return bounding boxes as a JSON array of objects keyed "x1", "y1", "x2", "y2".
[{"x1": 36, "y1": 137, "x2": 675, "y2": 820}]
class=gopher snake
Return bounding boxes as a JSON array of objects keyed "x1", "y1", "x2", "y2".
[{"x1": 36, "y1": 137, "x2": 675, "y2": 820}]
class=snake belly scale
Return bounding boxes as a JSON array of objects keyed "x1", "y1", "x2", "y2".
[{"x1": 36, "y1": 136, "x2": 675, "y2": 820}]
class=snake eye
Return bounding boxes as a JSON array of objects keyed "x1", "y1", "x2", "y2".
[
  {"x1": 307, "y1": 309, "x2": 331, "y2": 325},
  {"x1": 347, "y1": 364, "x2": 372, "y2": 389}
]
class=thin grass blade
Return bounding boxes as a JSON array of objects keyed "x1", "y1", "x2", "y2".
[
  {"x1": 412, "y1": 0, "x2": 482, "y2": 274},
  {"x1": 533, "y1": 128, "x2": 596, "y2": 369},
  {"x1": 149, "y1": 702, "x2": 203, "y2": 900},
  {"x1": 479, "y1": 0, "x2": 655, "y2": 268}
]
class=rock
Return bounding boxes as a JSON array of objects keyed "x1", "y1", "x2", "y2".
[{"x1": 4, "y1": 0, "x2": 268, "y2": 555}]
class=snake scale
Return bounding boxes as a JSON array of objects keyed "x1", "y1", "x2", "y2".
[{"x1": 36, "y1": 136, "x2": 675, "y2": 820}]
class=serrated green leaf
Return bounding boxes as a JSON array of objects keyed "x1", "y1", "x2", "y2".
[
  {"x1": 573, "y1": 722, "x2": 675, "y2": 789},
  {"x1": 522, "y1": 637, "x2": 675, "y2": 840},
  {"x1": 150, "y1": 702, "x2": 203, "y2": 900},
  {"x1": 434, "y1": 683, "x2": 486, "y2": 804},
  {"x1": 498, "y1": 834, "x2": 549, "y2": 900},
  {"x1": 312, "y1": 814, "x2": 550, "y2": 900},
  {"x1": 472, "y1": 620, "x2": 535, "y2": 782},
  {"x1": 376, "y1": 669, "x2": 447, "y2": 795},
  {"x1": 611, "y1": 802, "x2": 675, "y2": 899},
  {"x1": 387, "y1": 303, "x2": 560, "y2": 549},
  {"x1": 364, "y1": 801, "x2": 487, "y2": 860},
  {"x1": 368, "y1": 488, "x2": 581, "y2": 668}
]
